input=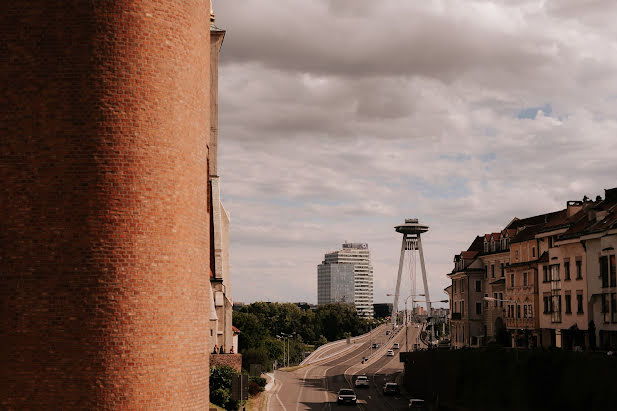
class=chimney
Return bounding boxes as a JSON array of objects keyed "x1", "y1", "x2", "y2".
[
  {"x1": 566, "y1": 200, "x2": 583, "y2": 217},
  {"x1": 605, "y1": 187, "x2": 617, "y2": 202}
]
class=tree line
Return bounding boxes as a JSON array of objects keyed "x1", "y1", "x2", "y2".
[{"x1": 232, "y1": 302, "x2": 380, "y2": 371}]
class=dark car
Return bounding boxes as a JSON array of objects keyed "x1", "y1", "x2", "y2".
[
  {"x1": 337, "y1": 388, "x2": 357, "y2": 405},
  {"x1": 383, "y1": 382, "x2": 400, "y2": 396}
]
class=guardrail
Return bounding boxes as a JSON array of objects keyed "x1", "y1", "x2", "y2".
[{"x1": 300, "y1": 324, "x2": 388, "y2": 366}]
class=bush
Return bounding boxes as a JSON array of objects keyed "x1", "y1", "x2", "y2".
[
  {"x1": 249, "y1": 376, "x2": 267, "y2": 388},
  {"x1": 248, "y1": 381, "x2": 262, "y2": 396},
  {"x1": 210, "y1": 388, "x2": 231, "y2": 408},
  {"x1": 210, "y1": 365, "x2": 241, "y2": 410}
]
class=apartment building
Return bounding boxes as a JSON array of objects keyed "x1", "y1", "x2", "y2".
[
  {"x1": 449, "y1": 237, "x2": 485, "y2": 348},
  {"x1": 479, "y1": 230, "x2": 512, "y2": 344},
  {"x1": 564, "y1": 189, "x2": 617, "y2": 350}
]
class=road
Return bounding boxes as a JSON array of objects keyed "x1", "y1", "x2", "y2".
[{"x1": 267, "y1": 324, "x2": 422, "y2": 410}]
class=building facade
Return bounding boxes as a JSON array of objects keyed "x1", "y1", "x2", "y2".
[
  {"x1": 208, "y1": 12, "x2": 237, "y2": 356},
  {"x1": 317, "y1": 242, "x2": 374, "y2": 317},
  {"x1": 449, "y1": 237, "x2": 485, "y2": 348},
  {"x1": 2, "y1": 1, "x2": 213, "y2": 408},
  {"x1": 479, "y1": 231, "x2": 511, "y2": 345},
  {"x1": 446, "y1": 188, "x2": 617, "y2": 351},
  {"x1": 317, "y1": 263, "x2": 355, "y2": 305}
]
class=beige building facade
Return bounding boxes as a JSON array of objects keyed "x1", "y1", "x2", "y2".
[{"x1": 208, "y1": 13, "x2": 237, "y2": 354}]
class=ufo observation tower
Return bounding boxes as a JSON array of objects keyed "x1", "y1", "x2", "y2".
[{"x1": 392, "y1": 219, "x2": 431, "y2": 328}]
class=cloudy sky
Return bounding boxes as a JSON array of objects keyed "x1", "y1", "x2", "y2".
[{"x1": 213, "y1": 0, "x2": 617, "y2": 310}]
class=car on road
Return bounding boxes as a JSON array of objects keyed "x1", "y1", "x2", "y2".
[
  {"x1": 383, "y1": 382, "x2": 400, "y2": 396},
  {"x1": 371, "y1": 343, "x2": 379, "y2": 349},
  {"x1": 393, "y1": 343, "x2": 400, "y2": 349},
  {"x1": 415, "y1": 324, "x2": 420, "y2": 328},
  {"x1": 354, "y1": 375, "x2": 369, "y2": 388},
  {"x1": 386, "y1": 349, "x2": 395, "y2": 356},
  {"x1": 337, "y1": 388, "x2": 357, "y2": 405},
  {"x1": 409, "y1": 399, "x2": 426, "y2": 409},
  {"x1": 386, "y1": 330, "x2": 391, "y2": 335}
]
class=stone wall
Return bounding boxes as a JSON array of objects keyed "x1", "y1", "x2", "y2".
[{"x1": 210, "y1": 354, "x2": 242, "y2": 373}]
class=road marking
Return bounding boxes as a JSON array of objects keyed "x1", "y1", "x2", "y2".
[{"x1": 295, "y1": 365, "x2": 314, "y2": 410}]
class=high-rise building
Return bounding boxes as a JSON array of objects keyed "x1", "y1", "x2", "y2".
[{"x1": 317, "y1": 242, "x2": 374, "y2": 317}]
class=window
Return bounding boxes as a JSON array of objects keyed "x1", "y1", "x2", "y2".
[
  {"x1": 565, "y1": 294, "x2": 572, "y2": 314},
  {"x1": 550, "y1": 264, "x2": 560, "y2": 281},
  {"x1": 517, "y1": 304, "x2": 521, "y2": 318},
  {"x1": 523, "y1": 272, "x2": 528, "y2": 287},
  {"x1": 484, "y1": 293, "x2": 489, "y2": 308},
  {"x1": 576, "y1": 260, "x2": 582, "y2": 280},
  {"x1": 510, "y1": 273, "x2": 515, "y2": 287},
  {"x1": 576, "y1": 294, "x2": 583, "y2": 314},
  {"x1": 484, "y1": 266, "x2": 488, "y2": 279},
  {"x1": 612, "y1": 293, "x2": 617, "y2": 323},
  {"x1": 500, "y1": 263, "x2": 504, "y2": 277},
  {"x1": 611, "y1": 255, "x2": 616, "y2": 287},
  {"x1": 461, "y1": 279, "x2": 465, "y2": 293},
  {"x1": 475, "y1": 280, "x2": 481, "y2": 292},
  {"x1": 551, "y1": 295, "x2": 562, "y2": 323},
  {"x1": 499, "y1": 293, "x2": 503, "y2": 307},
  {"x1": 548, "y1": 236, "x2": 553, "y2": 248},
  {"x1": 491, "y1": 264, "x2": 495, "y2": 278},
  {"x1": 532, "y1": 247, "x2": 536, "y2": 258},
  {"x1": 600, "y1": 256, "x2": 609, "y2": 288},
  {"x1": 543, "y1": 266, "x2": 548, "y2": 282},
  {"x1": 476, "y1": 302, "x2": 482, "y2": 315},
  {"x1": 602, "y1": 294, "x2": 610, "y2": 323},
  {"x1": 461, "y1": 301, "x2": 465, "y2": 317},
  {"x1": 523, "y1": 305, "x2": 528, "y2": 318},
  {"x1": 564, "y1": 261, "x2": 570, "y2": 280},
  {"x1": 543, "y1": 296, "x2": 550, "y2": 314},
  {"x1": 515, "y1": 250, "x2": 519, "y2": 260},
  {"x1": 493, "y1": 292, "x2": 498, "y2": 307},
  {"x1": 528, "y1": 304, "x2": 533, "y2": 318}
]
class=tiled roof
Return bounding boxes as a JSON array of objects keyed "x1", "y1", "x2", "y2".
[
  {"x1": 467, "y1": 236, "x2": 484, "y2": 252},
  {"x1": 538, "y1": 251, "x2": 549, "y2": 263},
  {"x1": 232, "y1": 325, "x2": 240, "y2": 333},
  {"x1": 461, "y1": 251, "x2": 478, "y2": 260},
  {"x1": 511, "y1": 225, "x2": 543, "y2": 243}
]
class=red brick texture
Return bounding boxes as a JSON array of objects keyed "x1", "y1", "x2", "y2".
[
  {"x1": 210, "y1": 354, "x2": 243, "y2": 373},
  {"x1": 1, "y1": 1, "x2": 211, "y2": 409}
]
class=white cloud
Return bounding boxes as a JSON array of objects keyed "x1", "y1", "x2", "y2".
[{"x1": 213, "y1": 0, "x2": 617, "y2": 309}]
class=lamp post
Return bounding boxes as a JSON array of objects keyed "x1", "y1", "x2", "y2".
[{"x1": 388, "y1": 293, "x2": 448, "y2": 350}]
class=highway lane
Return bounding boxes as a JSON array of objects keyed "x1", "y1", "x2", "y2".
[
  {"x1": 268, "y1": 324, "x2": 421, "y2": 411},
  {"x1": 304, "y1": 324, "x2": 389, "y2": 365}
]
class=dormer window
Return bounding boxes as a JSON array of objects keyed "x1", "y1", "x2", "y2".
[
  {"x1": 484, "y1": 241, "x2": 489, "y2": 253},
  {"x1": 490, "y1": 239, "x2": 496, "y2": 252}
]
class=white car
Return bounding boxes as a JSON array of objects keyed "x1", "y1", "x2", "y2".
[
  {"x1": 386, "y1": 349, "x2": 395, "y2": 356},
  {"x1": 354, "y1": 375, "x2": 369, "y2": 388},
  {"x1": 393, "y1": 343, "x2": 400, "y2": 349},
  {"x1": 337, "y1": 388, "x2": 357, "y2": 405}
]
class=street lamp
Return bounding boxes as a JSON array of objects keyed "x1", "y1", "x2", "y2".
[{"x1": 388, "y1": 293, "x2": 427, "y2": 352}]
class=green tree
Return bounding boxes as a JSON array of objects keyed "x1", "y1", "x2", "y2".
[
  {"x1": 209, "y1": 365, "x2": 240, "y2": 410},
  {"x1": 232, "y1": 311, "x2": 269, "y2": 352}
]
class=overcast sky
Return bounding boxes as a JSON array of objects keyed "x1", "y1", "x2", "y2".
[{"x1": 213, "y1": 0, "x2": 617, "y2": 310}]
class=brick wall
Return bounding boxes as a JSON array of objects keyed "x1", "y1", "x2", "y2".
[
  {"x1": 210, "y1": 354, "x2": 243, "y2": 373},
  {"x1": 1, "y1": 1, "x2": 211, "y2": 409}
]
